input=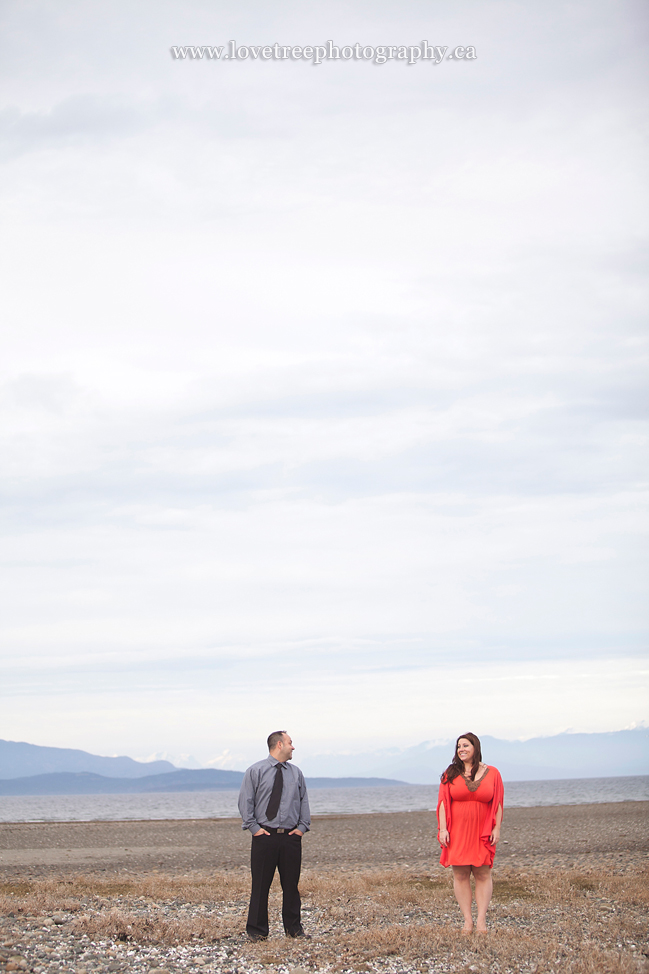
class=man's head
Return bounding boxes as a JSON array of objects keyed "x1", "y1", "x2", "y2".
[{"x1": 267, "y1": 730, "x2": 295, "y2": 762}]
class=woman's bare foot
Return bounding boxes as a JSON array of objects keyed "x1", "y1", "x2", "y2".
[
  {"x1": 462, "y1": 922, "x2": 474, "y2": 935},
  {"x1": 476, "y1": 924, "x2": 488, "y2": 934}
]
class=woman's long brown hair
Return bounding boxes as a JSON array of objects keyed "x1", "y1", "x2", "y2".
[{"x1": 440, "y1": 732, "x2": 483, "y2": 783}]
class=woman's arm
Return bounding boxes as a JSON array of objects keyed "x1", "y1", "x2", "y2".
[
  {"x1": 489, "y1": 802, "x2": 503, "y2": 846},
  {"x1": 437, "y1": 800, "x2": 449, "y2": 847}
]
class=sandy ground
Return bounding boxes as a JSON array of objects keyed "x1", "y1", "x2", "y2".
[
  {"x1": 0, "y1": 804, "x2": 647, "y2": 974},
  {"x1": 1, "y1": 801, "x2": 647, "y2": 876}
]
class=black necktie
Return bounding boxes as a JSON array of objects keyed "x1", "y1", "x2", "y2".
[{"x1": 266, "y1": 764, "x2": 284, "y2": 821}]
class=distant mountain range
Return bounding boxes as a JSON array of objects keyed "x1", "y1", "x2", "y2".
[
  {"x1": 1, "y1": 728, "x2": 647, "y2": 794},
  {"x1": 0, "y1": 769, "x2": 242, "y2": 796},
  {"x1": 0, "y1": 741, "x2": 407, "y2": 794},
  {"x1": 0, "y1": 762, "x2": 406, "y2": 796},
  {"x1": 300, "y1": 728, "x2": 649, "y2": 782},
  {"x1": 0, "y1": 739, "x2": 176, "y2": 779}
]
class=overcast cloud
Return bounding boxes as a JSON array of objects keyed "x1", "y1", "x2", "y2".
[{"x1": 0, "y1": 0, "x2": 647, "y2": 770}]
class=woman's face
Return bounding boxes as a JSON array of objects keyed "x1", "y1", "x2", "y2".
[{"x1": 457, "y1": 738, "x2": 475, "y2": 763}]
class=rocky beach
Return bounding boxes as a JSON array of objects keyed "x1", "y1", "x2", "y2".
[{"x1": 1, "y1": 802, "x2": 647, "y2": 973}]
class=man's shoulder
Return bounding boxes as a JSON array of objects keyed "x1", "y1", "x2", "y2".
[{"x1": 244, "y1": 757, "x2": 272, "y2": 774}]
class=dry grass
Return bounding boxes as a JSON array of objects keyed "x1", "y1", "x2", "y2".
[{"x1": 1, "y1": 865, "x2": 647, "y2": 973}]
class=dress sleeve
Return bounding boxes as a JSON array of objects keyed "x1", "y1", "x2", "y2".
[
  {"x1": 436, "y1": 777, "x2": 452, "y2": 829},
  {"x1": 436, "y1": 776, "x2": 453, "y2": 867},
  {"x1": 480, "y1": 766, "x2": 504, "y2": 842}
]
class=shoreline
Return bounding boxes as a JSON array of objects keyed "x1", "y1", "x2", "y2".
[
  {"x1": 0, "y1": 794, "x2": 647, "y2": 822},
  {"x1": 1, "y1": 789, "x2": 648, "y2": 826}
]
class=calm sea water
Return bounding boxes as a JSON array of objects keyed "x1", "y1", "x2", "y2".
[{"x1": 0, "y1": 776, "x2": 647, "y2": 823}]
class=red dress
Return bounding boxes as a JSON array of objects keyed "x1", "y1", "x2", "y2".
[{"x1": 436, "y1": 766, "x2": 504, "y2": 868}]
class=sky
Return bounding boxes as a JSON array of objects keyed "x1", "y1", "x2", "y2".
[{"x1": 1, "y1": 0, "x2": 647, "y2": 773}]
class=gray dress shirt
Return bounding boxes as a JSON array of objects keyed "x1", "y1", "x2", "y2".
[{"x1": 238, "y1": 756, "x2": 311, "y2": 836}]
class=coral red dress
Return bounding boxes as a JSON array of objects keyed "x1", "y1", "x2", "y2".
[{"x1": 436, "y1": 766, "x2": 504, "y2": 868}]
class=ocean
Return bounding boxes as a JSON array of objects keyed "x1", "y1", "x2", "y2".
[{"x1": 0, "y1": 775, "x2": 647, "y2": 823}]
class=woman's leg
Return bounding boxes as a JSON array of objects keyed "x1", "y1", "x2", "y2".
[
  {"x1": 451, "y1": 866, "x2": 473, "y2": 931},
  {"x1": 472, "y1": 865, "x2": 493, "y2": 932}
]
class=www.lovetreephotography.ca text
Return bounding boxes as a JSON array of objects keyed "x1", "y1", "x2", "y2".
[{"x1": 170, "y1": 41, "x2": 477, "y2": 65}]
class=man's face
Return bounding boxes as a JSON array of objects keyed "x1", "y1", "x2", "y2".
[{"x1": 276, "y1": 734, "x2": 295, "y2": 762}]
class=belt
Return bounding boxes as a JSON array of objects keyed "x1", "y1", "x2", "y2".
[{"x1": 262, "y1": 826, "x2": 297, "y2": 834}]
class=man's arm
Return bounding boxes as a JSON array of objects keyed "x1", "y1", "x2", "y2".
[
  {"x1": 291, "y1": 768, "x2": 311, "y2": 836},
  {"x1": 238, "y1": 767, "x2": 263, "y2": 835}
]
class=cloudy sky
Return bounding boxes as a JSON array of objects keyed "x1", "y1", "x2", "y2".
[{"x1": 1, "y1": 0, "x2": 647, "y2": 772}]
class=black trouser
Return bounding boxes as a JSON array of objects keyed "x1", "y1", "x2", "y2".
[{"x1": 246, "y1": 830, "x2": 303, "y2": 937}]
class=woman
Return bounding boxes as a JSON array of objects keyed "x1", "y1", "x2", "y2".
[{"x1": 436, "y1": 732, "x2": 504, "y2": 933}]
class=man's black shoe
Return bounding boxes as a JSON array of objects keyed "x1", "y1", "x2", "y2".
[
  {"x1": 247, "y1": 933, "x2": 268, "y2": 941},
  {"x1": 287, "y1": 929, "x2": 311, "y2": 939}
]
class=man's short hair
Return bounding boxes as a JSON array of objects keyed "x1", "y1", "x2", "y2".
[{"x1": 267, "y1": 730, "x2": 287, "y2": 752}]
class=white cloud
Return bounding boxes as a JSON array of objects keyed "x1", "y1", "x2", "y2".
[{"x1": 0, "y1": 0, "x2": 647, "y2": 758}]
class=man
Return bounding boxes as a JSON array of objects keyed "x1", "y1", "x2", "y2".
[{"x1": 238, "y1": 730, "x2": 311, "y2": 941}]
